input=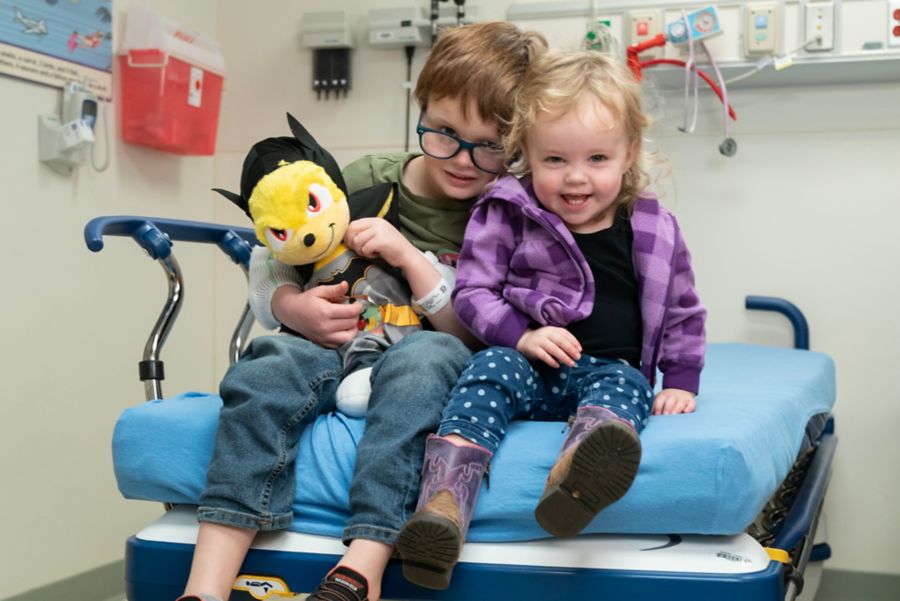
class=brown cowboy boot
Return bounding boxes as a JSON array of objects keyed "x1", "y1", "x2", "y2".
[
  {"x1": 534, "y1": 406, "x2": 642, "y2": 538},
  {"x1": 396, "y1": 434, "x2": 491, "y2": 590}
]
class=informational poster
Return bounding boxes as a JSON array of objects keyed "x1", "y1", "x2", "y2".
[{"x1": 0, "y1": 0, "x2": 112, "y2": 98}]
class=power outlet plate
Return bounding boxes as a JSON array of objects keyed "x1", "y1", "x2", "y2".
[
  {"x1": 805, "y1": 1, "x2": 835, "y2": 52},
  {"x1": 889, "y1": 1, "x2": 900, "y2": 48},
  {"x1": 744, "y1": 2, "x2": 779, "y2": 56},
  {"x1": 627, "y1": 9, "x2": 663, "y2": 58}
]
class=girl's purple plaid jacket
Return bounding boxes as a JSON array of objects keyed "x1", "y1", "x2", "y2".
[{"x1": 453, "y1": 175, "x2": 707, "y2": 393}]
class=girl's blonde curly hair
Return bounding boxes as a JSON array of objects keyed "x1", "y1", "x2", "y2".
[{"x1": 504, "y1": 50, "x2": 651, "y2": 211}]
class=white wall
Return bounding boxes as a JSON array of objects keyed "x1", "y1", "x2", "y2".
[
  {"x1": 0, "y1": 1, "x2": 245, "y2": 598},
  {"x1": 653, "y1": 84, "x2": 900, "y2": 577},
  {"x1": 1, "y1": 0, "x2": 896, "y2": 597}
]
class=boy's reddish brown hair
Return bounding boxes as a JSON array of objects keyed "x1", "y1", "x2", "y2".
[{"x1": 415, "y1": 22, "x2": 547, "y2": 130}]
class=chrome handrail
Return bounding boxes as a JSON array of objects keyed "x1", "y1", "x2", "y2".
[
  {"x1": 141, "y1": 254, "x2": 184, "y2": 401},
  {"x1": 229, "y1": 263, "x2": 255, "y2": 366}
]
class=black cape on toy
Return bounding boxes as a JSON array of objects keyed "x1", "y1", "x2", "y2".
[{"x1": 215, "y1": 113, "x2": 422, "y2": 417}]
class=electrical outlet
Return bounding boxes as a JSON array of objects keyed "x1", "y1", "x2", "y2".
[
  {"x1": 889, "y1": 1, "x2": 900, "y2": 48},
  {"x1": 627, "y1": 9, "x2": 663, "y2": 58},
  {"x1": 805, "y1": 1, "x2": 835, "y2": 52},
  {"x1": 744, "y1": 2, "x2": 779, "y2": 56}
]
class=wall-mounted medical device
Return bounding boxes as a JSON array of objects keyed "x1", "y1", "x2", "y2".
[
  {"x1": 666, "y1": 5, "x2": 724, "y2": 45},
  {"x1": 622, "y1": 5, "x2": 737, "y2": 157},
  {"x1": 368, "y1": 7, "x2": 432, "y2": 48},
  {"x1": 369, "y1": 4, "x2": 477, "y2": 48},
  {"x1": 430, "y1": 0, "x2": 470, "y2": 43},
  {"x1": 38, "y1": 81, "x2": 98, "y2": 175},
  {"x1": 301, "y1": 11, "x2": 354, "y2": 99}
]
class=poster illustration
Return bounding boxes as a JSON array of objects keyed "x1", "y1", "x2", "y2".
[{"x1": 0, "y1": 0, "x2": 112, "y2": 98}]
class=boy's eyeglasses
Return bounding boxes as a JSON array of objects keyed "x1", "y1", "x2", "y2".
[{"x1": 416, "y1": 114, "x2": 506, "y2": 175}]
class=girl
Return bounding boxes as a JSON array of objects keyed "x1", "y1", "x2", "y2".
[
  {"x1": 395, "y1": 49, "x2": 707, "y2": 590},
  {"x1": 179, "y1": 22, "x2": 547, "y2": 601}
]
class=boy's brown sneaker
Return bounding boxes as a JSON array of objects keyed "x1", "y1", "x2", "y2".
[{"x1": 306, "y1": 565, "x2": 368, "y2": 601}]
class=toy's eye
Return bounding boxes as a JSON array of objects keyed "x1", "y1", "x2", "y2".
[
  {"x1": 307, "y1": 183, "x2": 334, "y2": 216},
  {"x1": 265, "y1": 227, "x2": 293, "y2": 252}
]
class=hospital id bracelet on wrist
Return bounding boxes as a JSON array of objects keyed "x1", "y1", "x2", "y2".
[{"x1": 411, "y1": 278, "x2": 451, "y2": 316}]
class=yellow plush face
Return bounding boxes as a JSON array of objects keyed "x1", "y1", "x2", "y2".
[{"x1": 248, "y1": 160, "x2": 350, "y2": 265}]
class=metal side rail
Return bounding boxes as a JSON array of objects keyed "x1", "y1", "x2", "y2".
[
  {"x1": 744, "y1": 294, "x2": 834, "y2": 600},
  {"x1": 770, "y1": 433, "x2": 837, "y2": 601},
  {"x1": 84, "y1": 215, "x2": 259, "y2": 400}
]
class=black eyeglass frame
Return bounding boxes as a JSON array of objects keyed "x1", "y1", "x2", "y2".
[{"x1": 415, "y1": 113, "x2": 505, "y2": 175}]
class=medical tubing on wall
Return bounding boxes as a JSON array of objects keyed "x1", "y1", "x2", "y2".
[
  {"x1": 724, "y1": 35, "x2": 824, "y2": 86},
  {"x1": 680, "y1": 9, "x2": 700, "y2": 134},
  {"x1": 92, "y1": 101, "x2": 110, "y2": 172},
  {"x1": 699, "y1": 40, "x2": 730, "y2": 138},
  {"x1": 640, "y1": 59, "x2": 736, "y2": 120}
]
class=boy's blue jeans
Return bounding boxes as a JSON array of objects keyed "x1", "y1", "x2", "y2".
[{"x1": 198, "y1": 330, "x2": 471, "y2": 545}]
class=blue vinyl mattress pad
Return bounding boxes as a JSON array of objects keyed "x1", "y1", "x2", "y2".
[{"x1": 112, "y1": 343, "x2": 835, "y2": 540}]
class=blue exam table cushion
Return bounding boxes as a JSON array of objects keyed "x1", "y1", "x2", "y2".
[{"x1": 112, "y1": 343, "x2": 835, "y2": 539}]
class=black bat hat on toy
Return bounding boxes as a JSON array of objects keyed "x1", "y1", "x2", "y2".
[{"x1": 213, "y1": 113, "x2": 347, "y2": 218}]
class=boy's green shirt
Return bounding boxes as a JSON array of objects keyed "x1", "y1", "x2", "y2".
[{"x1": 343, "y1": 152, "x2": 476, "y2": 256}]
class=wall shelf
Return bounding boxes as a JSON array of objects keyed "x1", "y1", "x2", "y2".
[{"x1": 644, "y1": 53, "x2": 900, "y2": 89}]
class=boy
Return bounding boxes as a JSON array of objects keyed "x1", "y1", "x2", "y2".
[{"x1": 180, "y1": 22, "x2": 547, "y2": 601}]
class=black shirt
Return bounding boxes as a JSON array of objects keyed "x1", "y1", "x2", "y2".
[{"x1": 566, "y1": 217, "x2": 642, "y2": 368}]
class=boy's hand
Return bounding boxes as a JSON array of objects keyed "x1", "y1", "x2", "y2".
[
  {"x1": 272, "y1": 282, "x2": 363, "y2": 348},
  {"x1": 652, "y1": 388, "x2": 696, "y2": 415},
  {"x1": 344, "y1": 218, "x2": 418, "y2": 270},
  {"x1": 515, "y1": 327, "x2": 582, "y2": 368}
]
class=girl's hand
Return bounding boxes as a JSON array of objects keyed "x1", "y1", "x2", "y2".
[
  {"x1": 344, "y1": 218, "x2": 418, "y2": 270},
  {"x1": 516, "y1": 327, "x2": 582, "y2": 368},
  {"x1": 652, "y1": 388, "x2": 696, "y2": 415},
  {"x1": 272, "y1": 282, "x2": 363, "y2": 348}
]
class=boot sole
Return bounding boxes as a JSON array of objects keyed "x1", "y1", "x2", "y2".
[
  {"x1": 535, "y1": 421, "x2": 641, "y2": 538},
  {"x1": 396, "y1": 512, "x2": 461, "y2": 590}
]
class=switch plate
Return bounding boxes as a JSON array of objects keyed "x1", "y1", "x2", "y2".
[
  {"x1": 805, "y1": 1, "x2": 835, "y2": 52},
  {"x1": 744, "y1": 2, "x2": 779, "y2": 56},
  {"x1": 889, "y1": 1, "x2": 900, "y2": 48},
  {"x1": 628, "y1": 9, "x2": 663, "y2": 59}
]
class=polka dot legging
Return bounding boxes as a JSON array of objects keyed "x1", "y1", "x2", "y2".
[{"x1": 437, "y1": 346, "x2": 654, "y2": 454}]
